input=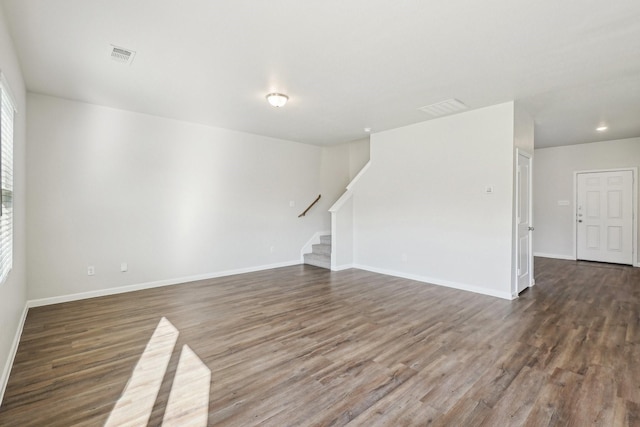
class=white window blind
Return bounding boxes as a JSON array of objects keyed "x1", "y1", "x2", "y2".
[{"x1": 0, "y1": 73, "x2": 15, "y2": 284}]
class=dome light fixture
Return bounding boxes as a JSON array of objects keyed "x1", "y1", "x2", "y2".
[
  {"x1": 596, "y1": 125, "x2": 608, "y2": 132},
  {"x1": 266, "y1": 93, "x2": 289, "y2": 108}
]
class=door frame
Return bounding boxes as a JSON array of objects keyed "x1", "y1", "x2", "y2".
[
  {"x1": 573, "y1": 168, "x2": 637, "y2": 266},
  {"x1": 513, "y1": 149, "x2": 534, "y2": 298}
]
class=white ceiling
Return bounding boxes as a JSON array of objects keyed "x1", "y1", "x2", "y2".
[{"x1": 2, "y1": 0, "x2": 639, "y2": 147}]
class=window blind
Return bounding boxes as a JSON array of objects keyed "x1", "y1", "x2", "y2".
[{"x1": 0, "y1": 74, "x2": 15, "y2": 284}]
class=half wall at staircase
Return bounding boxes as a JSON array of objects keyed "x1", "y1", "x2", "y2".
[{"x1": 347, "y1": 102, "x2": 532, "y2": 299}]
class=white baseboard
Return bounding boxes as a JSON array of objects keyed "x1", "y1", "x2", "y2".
[
  {"x1": 28, "y1": 260, "x2": 301, "y2": 308},
  {"x1": 0, "y1": 302, "x2": 29, "y2": 406},
  {"x1": 352, "y1": 264, "x2": 514, "y2": 300},
  {"x1": 331, "y1": 264, "x2": 353, "y2": 272},
  {"x1": 533, "y1": 252, "x2": 575, "y2": 261},
  {"x1": 534, "y1": 252, "x2": 640, "y2": 267}
]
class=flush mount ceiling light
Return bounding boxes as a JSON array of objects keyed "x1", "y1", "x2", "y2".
[
  {"x1": 266, "y1": 93, "x2": 289, "y2": 107},
  {"x1": 596, "y1": 125, "x2": 608, "y2": 132}
]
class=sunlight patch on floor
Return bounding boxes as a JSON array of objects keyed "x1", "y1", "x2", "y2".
[
  {"x1": 105, "y1": 317, "x2": 211, "y2": 426},
  {"x1": 105, "y1": 317, "x2": 179, "y2": 426},
  {"x1": 162, "y1": 345, "x2": 212, "y2": 426}
]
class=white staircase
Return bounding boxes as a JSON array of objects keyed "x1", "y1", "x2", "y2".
[{"x1": 303, "y1": 235, "x2": 331, "y2": 269}]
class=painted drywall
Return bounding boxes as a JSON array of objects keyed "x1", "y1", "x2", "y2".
[
  {"x1": 318, "y1": 143, "x2": 350, "y2": 230},
  {"x1": 514, "y1": 103, "x2": 534, "y2": 153},
  {"x1": 318, "y1": 138, "x2": 370, "y2": 230},
  {"x1": 27, "y1": 94, "x2": 326, "y2": 300},
  {"x1": 329, "y1": 160, "x2": 372, "y2": 271},
  {"x1": 0, "y1": 3, "x2": 28, "y2": 403},
  {"x1": 332, "y1": 195, "x2": 354, "y2": 269},
  {"x1": 533, "y1": 137, "x2": 640, "y2": 262},
  {"x1": 348, "y1": 138, "x2": 370, "y2": 180},
  {"x1": 353, "y1": 102, "x2": 516, "y2": 298}
]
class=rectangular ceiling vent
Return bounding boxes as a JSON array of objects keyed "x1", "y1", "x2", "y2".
[
  {"x1": 418, "y1": 98, "x2": 468, "y2": 117},
  {"x1": 110, "y1": 45, "x2": 136, "y2": 65}
]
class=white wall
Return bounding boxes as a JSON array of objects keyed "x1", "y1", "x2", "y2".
[
  {"x1": 332, "y1": 195, "x2": 354, "y2": 269},
  {"x1": 319, "y1": 143, "x2": 350, "y2": 230},
  {"x1": 27, "y1": 94, "x2": 326, "y2": 300},
  {"x1": 348, "y1": 138, "x2": 370, "y2": 180},
  {"x1": 534, "y1": 137, "x2": 640, "y2": 262},
  {"x1": 514, "y1": 102, "x2": 534, "y2": 153},
  {"x1": 0, "y1": 3, "x2": 28, "y2": 403},
  {"x1": 318, "y1": 137, "x2": 370, "y2": 230},
  {"x1": 354, "y1": 102, "x2": 516, "y2": 299}
]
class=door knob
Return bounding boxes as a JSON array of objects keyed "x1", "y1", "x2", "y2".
[
  {"x1": 578, "y1": 220, "x2": 583, "y2": 223},
  {"x1": 528, "y1": 226, "x2": 535, "y2": 231}
]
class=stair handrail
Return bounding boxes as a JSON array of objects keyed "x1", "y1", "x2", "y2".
[{"x1": 298, "y1": 194, "x2": 321, "y2": 217}]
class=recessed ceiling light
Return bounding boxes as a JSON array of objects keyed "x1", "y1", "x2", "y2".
[
  {"x1": 596, "y1": 125, "x2": 608, "y2": 132},
  {"x1": 364, "y1": 127, "x2": 371, "y2": 133},
  {"x1": 266, "y1": 93, "x2": 289, "y2": 108}
]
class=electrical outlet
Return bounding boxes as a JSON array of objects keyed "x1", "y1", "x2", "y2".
[
  {"x1": 401, "y1": 253, "x2": 408, "y2": 262},
  {"x1": 270, "y1": 246, "x2": 275, "y2": 253},
  {"x1": 120, "y1": 262, "x2": 128, "y2": 272},
  {"x1": 87, "y1": 266, "x2": 95, "y2": 276}
]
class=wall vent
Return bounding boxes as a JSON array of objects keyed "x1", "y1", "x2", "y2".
[
  {"x1": 418, "y1": 98, "x2": 468, "y2": 117},
  {"x1": 110, "y1": 45, "x2": 136, "y2": 65}
]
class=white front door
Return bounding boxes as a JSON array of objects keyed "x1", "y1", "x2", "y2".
[
  {"x1": 517, "y1": 151, "x2": 533, "y2": 293},
  {"x1": 576, "y1": 170, "x2": 633, "y2": 265}
]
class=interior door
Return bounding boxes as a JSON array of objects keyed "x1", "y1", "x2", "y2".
[
  {"x1": 576, "y1": 170, "x2": 633, "y2": 265},
  {"x1": 517, "y1": 152, "x2": 533, "y2": 293}
]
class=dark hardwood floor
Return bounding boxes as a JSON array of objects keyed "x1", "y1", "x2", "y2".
[{"x1": 1, "y1": 257, "x2": 639, "y2": 426}]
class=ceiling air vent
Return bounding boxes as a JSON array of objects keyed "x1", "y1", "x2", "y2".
[
  {"x1": 110, "y1": 45, "x2": 136, "y2": 65},
  {"x1": 418, "y1": 98, "x2": 468, "y2": 117}
]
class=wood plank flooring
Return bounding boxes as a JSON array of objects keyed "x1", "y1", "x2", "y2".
[{"x1": 1, "y1": 257, "x2": 640, "y2": 426}]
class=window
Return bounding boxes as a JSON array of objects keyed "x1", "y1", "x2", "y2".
[{"x1": 0, "y1": 73, "x2": 15, "y2": 284}]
